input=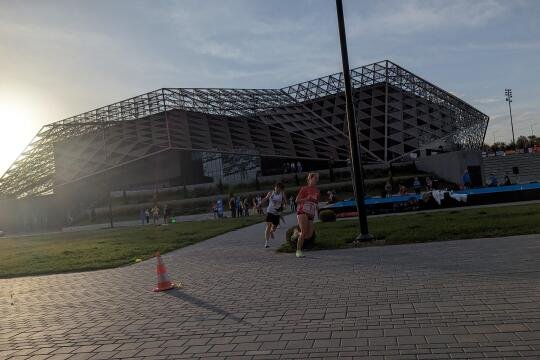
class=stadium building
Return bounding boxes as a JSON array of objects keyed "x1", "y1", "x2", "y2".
[{"x1": 0, "y1": 60, "x2": 488, "y2": 231}]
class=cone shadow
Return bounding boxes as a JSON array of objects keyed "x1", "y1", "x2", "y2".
[{"x1": 164, "y1": 289, "x2": 249, "y2": 325}]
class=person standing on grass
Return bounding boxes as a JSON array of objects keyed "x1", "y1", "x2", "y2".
[
  {"x1": 229, "y1": 195, "x2": 236, "y2": 218},
  {"x1": 243, "y1": 198, "x2": 250, "y2": 216},
  {"x1": 151, "y1": 204, "x2": 160, "y2": 225},
  {"x1": 385, "y1": 181, "x2": 393, "y2": 197},
  {"x1": 144, "y1": 208, "x2": 150, "y2": 223},
  {"x1": 462, "y1": 169, "x2": 471, "y2": 189},
  {"x1": 413, "y1": 177, "x2": 422, "y2": 195},
  {"x1": 426, "y1": 176, "x2": 433, "y2": 191},
  {"x1": 262, "y1": 182, "x2": 287, "y2": 248},
  {"x1": 292, "y1": 172, "x2": 320, "y2": 258},
  {"x1": 289, "y1": 195, "x2": 296, "y2": 212}
]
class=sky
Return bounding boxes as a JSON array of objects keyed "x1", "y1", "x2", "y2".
[{"x1": 0, "y1": 0, "x2": 539, "y2": 175}]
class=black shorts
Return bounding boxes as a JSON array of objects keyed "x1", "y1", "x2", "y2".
[{"x1": 266, "y1": 213, "x2": 280, "y2": 226}]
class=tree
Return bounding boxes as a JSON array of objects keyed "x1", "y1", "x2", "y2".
[
  {"x1": 516, "y1": 135, "x2": 529, "y2": 149},
  {"x1": 490, "y1": 142, "x2": 506, "y2": 151},
  {"x1": 528, "y1": 135, "x2": 538, "y2": 147}
]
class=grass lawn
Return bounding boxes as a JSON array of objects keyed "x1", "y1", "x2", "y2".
[
  {"x1": 0, "y1": 216, "x2": 263, "y2": 278},
  {"x1": 279, "y1": 203, "x2": 540, "y2": 252}
]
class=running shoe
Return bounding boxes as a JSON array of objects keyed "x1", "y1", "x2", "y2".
[
  {"x1": 265, "y1": 244, "x2": 270, "y2": 248},
  {"x1": 295, "y1": 250, "x2": 304, "y2": 258}
]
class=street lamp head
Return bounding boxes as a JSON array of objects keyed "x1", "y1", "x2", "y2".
[{"x1": 505, "y1": 88, "x2": 512, "y2": 102}]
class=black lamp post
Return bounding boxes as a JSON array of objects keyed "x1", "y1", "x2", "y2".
[{"x1": 336, "y1": 0, "x2": 373, "y2": 241}]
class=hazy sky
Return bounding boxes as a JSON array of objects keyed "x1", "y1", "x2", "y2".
[{"x1": 1, "y1": 0, "x2": 539, "y2": 175}]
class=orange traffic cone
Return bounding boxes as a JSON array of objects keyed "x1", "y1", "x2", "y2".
[{"x1": 153, "y1": 252, "x2": 174, "y2": 292}]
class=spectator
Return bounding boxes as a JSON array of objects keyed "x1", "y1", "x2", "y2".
[
  {"x1": 229, "y1": 195, "x2": 236, "y2": 218},
  {"x1": 384, "y1": 181, "x2": 393, "y2": 197},
  {"x1": 413, "y1": 177, "x2": 422, "y2": 195},
  {"x1": 488, "y1": 174, "x2": 498, "y2": 187},
  {"x1": 151, "y1": 205, "x2": 160, "y2": 225},
  {"x1": 163, "y1": 204, "x2": 169, "y2": 224},
  {"x1": 327, "y1": 190, "x2": 336, "y2": 204},
  {"x1": 399, "y1": 184, "x2": 408, "y2": 195},
  {"x1": 462, "y1": 169, "x2": 471, "y2": 189},
  {"x1": 235, "y1": 196, "x2": 242, "y2": 216},
  {"x1": 290, "y1": 162, "x2": 296, "y2": 174},
  {"x1": 212, "y1": 202, "x2": 218, "y2": 218},
  {"x1": 144, "y1": 208, "x2": 150, "y2": 223},
  {"x1": 297, "y1": 161, "x2": 303, "y2": 173},
  {"x1": 216, "y1": 198, "x2": 224, "y2": 218},
  {"x1": 243, "y1": 198, "x2": 250, "y2": 216},
  {"x1": 425, "y1": 176, "x2": 433, "y2": 191},
  {"x1": 504, "y1": 174, "x2": 512, "y2": 186},
  {"x1": 139, "y1": 209, "x2": 145, "y2": 225},
  {"x1": 289, "y1": 195, "x2": 296, "y2": 212}
]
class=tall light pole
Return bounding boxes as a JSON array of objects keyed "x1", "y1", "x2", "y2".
[
  {"x1": 505, "y1": 89, "x2": 515, "y2": 149},
  {"x1": 336, "y1": 0, "x2": 373, "y2": 241}
]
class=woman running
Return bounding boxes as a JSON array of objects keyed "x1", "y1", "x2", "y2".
[
  {"x1": 262, "y1": 182, "x2": 287, "y2": 248},
  {"x1": 294, "y1": 172, "x2": 320, "y2": 258}
]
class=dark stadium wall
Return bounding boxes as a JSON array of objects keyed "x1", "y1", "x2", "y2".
[{"x1": 0, "y1": 195, "x2": 64, "y2": 233}]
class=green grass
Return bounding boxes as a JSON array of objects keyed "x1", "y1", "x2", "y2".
[
  {"x1": 278, "y1": 203, "x2": 540, "y2": 252},
  {"x1": 0, "y1": 216, "x2": 263, "y2": 278}
]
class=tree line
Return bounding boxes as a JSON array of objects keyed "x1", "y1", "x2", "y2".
[{"x1": 483, "y1": 135, "x2": 538, "y2": 151}]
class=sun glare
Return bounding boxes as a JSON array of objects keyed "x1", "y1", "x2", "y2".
[{"x1": 0, "y1": 100, "x2": 38, "y2": 175}]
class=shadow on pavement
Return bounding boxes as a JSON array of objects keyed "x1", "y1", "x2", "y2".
[{"x1": 164, "y1": 289, "x2": 250, "y2": 325}]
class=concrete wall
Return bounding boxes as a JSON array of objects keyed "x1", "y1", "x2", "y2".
[
  {"x1": 482, "y1": 153, "x2": 540, "y2": 184},
  {"x1": 415, "y1": 150, "x2": 483, "y2": 185}
]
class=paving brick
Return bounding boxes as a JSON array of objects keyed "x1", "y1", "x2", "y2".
[{"x1": 1, "y1": 220, "x2": 538, "y2": 360}]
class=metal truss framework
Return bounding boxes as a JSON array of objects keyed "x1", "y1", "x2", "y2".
[{"x1": 0, "y1": 60, "x2": 489, "y2": 198}]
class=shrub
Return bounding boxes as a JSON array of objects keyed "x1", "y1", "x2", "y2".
[
  {"x1": 319, "y1": 209, "x2": 337, "y2": 222},
  {"x1": 285, "y1": 225, "x2": 316, "y2": 249}
]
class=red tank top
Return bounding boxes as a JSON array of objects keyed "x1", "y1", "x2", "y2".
[{"x1": 297, "y1": 186, "x2": 320, "y2": 216}]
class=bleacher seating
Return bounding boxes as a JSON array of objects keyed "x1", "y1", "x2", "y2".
[{"x1": 483, "y1": 153, "x2": 540, "y2": 184}]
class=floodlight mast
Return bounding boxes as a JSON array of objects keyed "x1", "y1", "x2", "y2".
[
  {"x1": 505, "y1": 89, "x2": 515, "y2": 149},
  {"x1": 335, "y1": 0, "x2": 373, "y2": 241}
]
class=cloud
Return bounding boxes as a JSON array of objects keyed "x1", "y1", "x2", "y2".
[
  {"x1": 348, "y1": 0, "x2": 508, "y2": 36},
  {"x1": 473, "y1": 97, "x2": 501, "y2": 105}
]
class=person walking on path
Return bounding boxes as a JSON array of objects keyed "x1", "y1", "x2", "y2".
[
  {"x1": 262, "y1": 182, "x2": 287, "y2": 248},
  {"x1": 292, "y1": 172, "x2": 320, "y2": 258}
]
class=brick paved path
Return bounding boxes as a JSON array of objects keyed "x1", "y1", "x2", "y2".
[{"x1": 1, "y1": 215, "x2": 539, "y2": 359}]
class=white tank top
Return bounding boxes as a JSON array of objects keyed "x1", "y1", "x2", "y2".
[{"x1": 267, "y1": 191, "x2": 284, "y2": 215}]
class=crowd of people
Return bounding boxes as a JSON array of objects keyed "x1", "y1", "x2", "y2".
[
  {"x1": 283, "y1": 160, "x2": 303, "y2": 174},
  {"x1": 382, "y1": 176, "x2": 434, "y2": 198},
  {"x1": 139, "y1": 204, "x2": 173, "y2": 225}
]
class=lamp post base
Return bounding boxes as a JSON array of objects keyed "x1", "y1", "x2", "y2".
[{"x1": 356, "y1": 233, "x2": 374, "y2": 242}]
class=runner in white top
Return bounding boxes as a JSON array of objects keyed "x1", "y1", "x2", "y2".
[{"x1": 262, "y1": 182, "x2": 287, "y2": 248}]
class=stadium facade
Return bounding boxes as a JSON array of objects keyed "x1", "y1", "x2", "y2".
[{"x1": 0, "y1": 60, "x2": 489, "y2": 202}]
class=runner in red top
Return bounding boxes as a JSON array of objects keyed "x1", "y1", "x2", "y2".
[{"x1": 293, "y1": 172, "x2": 320, "y2": 258}]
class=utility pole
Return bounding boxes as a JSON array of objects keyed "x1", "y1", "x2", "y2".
[
  {"x1": 505, "y1": 89, "x2": 515, "y2": 149},
  {"x1": 335, "y1": 0, "x2": 373, "y2": 241}
]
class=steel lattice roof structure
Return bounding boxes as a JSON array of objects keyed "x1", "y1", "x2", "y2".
[{"x1": 0, "y1": 60, "x2": 488, "y2": 199}]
